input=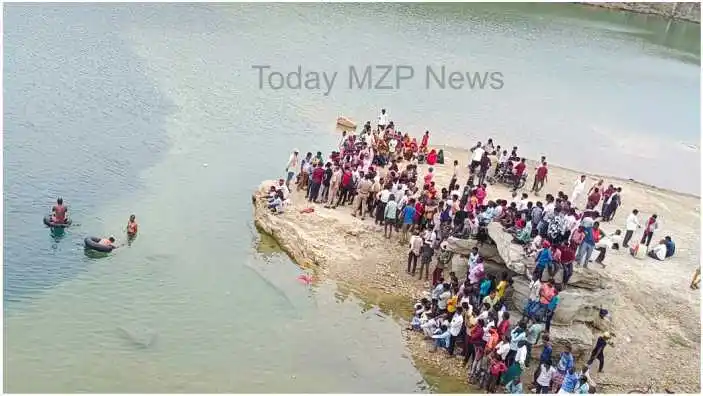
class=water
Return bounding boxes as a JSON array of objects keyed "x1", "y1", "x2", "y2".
[{"x1": 4, "y1": 3, "x2": 700, "y2": 392}]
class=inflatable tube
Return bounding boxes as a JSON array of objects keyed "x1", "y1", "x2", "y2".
[
  {"x1": 43, "y1": 215, "x2": 72, "y2": 228},
  {"x1": 84, "y1": 236, "x2": 114, "y2": 253}
]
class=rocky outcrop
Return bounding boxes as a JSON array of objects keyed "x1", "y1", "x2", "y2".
[
  {"x1": 444, "y1": 222, "x2": 616, "y2": 357},
  {"x1": 511, "y1": 277, "x2": 615, "y2": 326}
]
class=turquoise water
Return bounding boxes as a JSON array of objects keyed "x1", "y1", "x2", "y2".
[{"x1": 4, "y1": 3, "x2": 700, "y2": 392}]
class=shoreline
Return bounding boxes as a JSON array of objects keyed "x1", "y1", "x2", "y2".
[
  {"x1": 579, "y1": 2, "x2": 701, "y2": 24},
  {"x1": 252, "y1": 141, "x2": 700, "y2": 393},
  {"x1": 436, "y1": 143, "x2": 701, "y2": 199}
]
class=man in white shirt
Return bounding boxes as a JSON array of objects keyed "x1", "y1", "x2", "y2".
[
  {"x1": 447, "y1": 306, "x2": 465, "y2": 356},
  {"x1": 496, "y1": 337, "x2": 511, "y2": 360},
  {"x1": 623, "y1": 209, "x2": 641, "y2": 248},
  {"x1": 437, "y1": 287, "x2": 452, "y2": 312},
  {"x1": 570, "y1": 175, "x2": 587, "y2": 207},
  {"x1": 517, "y1": 193, "x2": 529, "y2": 212},
  {"x1": 515, "y1": 340, "x2": 528, "y2": 369},
  {"x1": 469, "y1": 142, "x2": 485, "y2": 174},
  {"x1": 285, "y1": 149, "x2": 300, "y2": 189},
  {"x1": 377, "y1": 108, "x2": 389, "y2": 130}
]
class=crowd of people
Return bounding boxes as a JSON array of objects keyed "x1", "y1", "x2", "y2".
[{"x1": 267, "y1": 108, "x2": 678, "y2": 394}]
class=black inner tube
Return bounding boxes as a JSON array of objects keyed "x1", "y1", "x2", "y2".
[
  {"x1": 43, "y1": 214, "x2": 71, "y2": 228},
  {"x1": 84, "y1": 236, "x2": 114, "y2": 253}
]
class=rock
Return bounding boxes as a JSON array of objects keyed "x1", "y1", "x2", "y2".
[
  {"x1": 117, "y1": 326, "x2": 157, "y2": 349},
  {"x1": 510, "y1": 277, "x2": 615, "y2": 326},
  {"x1": 547, "y1": 323, "x2": 594, "y2": 358},
  {"x1": 485, "y1": 223, "x2": 526, "y2": 274},
  {"x1": 485, "y1": 223, "x2": 609, "y2": 290}
]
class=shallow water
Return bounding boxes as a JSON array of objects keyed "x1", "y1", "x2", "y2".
[{"x1": 4, "y1": 3, "x2": 700, "y2": 392}]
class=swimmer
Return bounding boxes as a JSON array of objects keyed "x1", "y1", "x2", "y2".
[
  {"x1": 99, "y1": 236, "x2": 119, "y2": 249},
  {"x1": 51, "y1": 197, "x2": 69, "y2": 224},
  {"x1": 126, "y1": 214, "x2": 138, "y2": 236}
]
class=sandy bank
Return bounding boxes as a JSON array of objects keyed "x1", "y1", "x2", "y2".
[
  {"x1": 252, "y1": 145, "x2": 700, "y2": 393},
  {"x1": 581, "y1": 2, "x2": 701, "y2": 24}
]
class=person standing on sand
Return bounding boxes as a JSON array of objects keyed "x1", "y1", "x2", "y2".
[
  {"x1": 469, "y1": 142, "x2": 485, "y2": 174},
  {"x1": 284, "y1": 149, "x2": 299, "y2": 189},
  {"x1": 602, "y1": 187, "x2": 622, "y2": 221},
  {"x1": 570, "y1": 175, "x2": 587, "y2": 208},
  {"x1": 325, "y1": 165, "x2": 341, "y2": 208},
  {"x1": 401, "y1": 199, "x2": 417, "y2": 243},
  {"x1": 532, "y1": 161, "x2": 548, "y2": 194},
  {"x1": 407, "y1": 230, "x2": 422, "y2": 274},
  {"x1": 352, "y1": 174, "x2": 372, "y2": 219},
  {"x1": 512, "y1": 158, "x2": 527, "y2": 191},
  {"x1": 587, "y1": 331, "x2": 614, "y2": 373},
  {"x1": 308, "y1": 163, "x2": 324, "y2": 203},
  {"x1": 433, "y1": 242, "x2": 452, "y2": 286},
  {"x1": 478, "y1": 152, "x2": 492, "y2": 186},
  {"x1": 377, "y1": 108, "x2": 388, "y2": 131},
  {"x1": 622, "y1": 209, "x2": 641, "y2": 248},
  {"x1": 418, "y1": 239, "x2": 434, "y2": 280},
  {"x1": 640, "y1": 214, "x2": 658, "y2": 247},
  {"x1": 586, "y1": 187, "x2": 601, "y2": 210},
  {"x1": 587, "y1": 179, "x2": 604, "y2": 197},
  {"x1": 383, "y1": 195, "x2": 399, "y2": 239}
]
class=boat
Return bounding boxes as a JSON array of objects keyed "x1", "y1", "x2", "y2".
[{"x1": 336, "y1": 116, "x2": 357, "y2": 129}]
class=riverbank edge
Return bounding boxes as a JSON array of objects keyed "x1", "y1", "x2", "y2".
[
  {"x1": 436, "y1": 143, "x2": 701, "y2": 199},
  {"x1": 252, "y1": 219, "x2": 471, "y2": 393},
  {"x1": 579, "y1": 2, "x2": 701, "y2": 24}
]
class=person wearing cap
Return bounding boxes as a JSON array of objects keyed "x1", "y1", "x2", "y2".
[
  {"x1": 587, "y1": 331, "x2": 614, "y2": 373},
  {"x1": 284, "y1": 149, "x2": 299, "y2": 189}
]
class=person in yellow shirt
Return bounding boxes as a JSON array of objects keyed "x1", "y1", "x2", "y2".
[
  {"x1": 447, "y1": 293, "x2": 459, "y2": 313},
  {"x1": 496, "y1": 272, "x2": 509, "y2": 300}
]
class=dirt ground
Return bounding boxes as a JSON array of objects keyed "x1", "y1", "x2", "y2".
[{"x1": 253, "y1": 144, "x2": 701, "y2": 393}]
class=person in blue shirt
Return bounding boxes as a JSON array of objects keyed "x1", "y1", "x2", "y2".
[
  {"x1": 557, "y1": 348, "x2": 574, "y2": 372},
  {"x1": 400, "y1": 199, "x2": 417, "y2": 243},
  {"x1": 664, "y1": 236, "x2": 676, "y2": 258},
  {"x1": 577, "y1": 225, "x2": 596, "y2": 268},
  {"x1": 478, "y1": 276, "x2": 493, "y2": 301},
  {"x1": 505, "y1": 377, "x2": 523, "y2": 394},
  {"x1": 431, "y1": 324, "x2": 451, "y2": 351},
  {"x1": 533, "y1": 241, "x2": 553, "y2": 281},
  {"x1": 559, "y1": 367, "x2": 579, "y2": 393}
]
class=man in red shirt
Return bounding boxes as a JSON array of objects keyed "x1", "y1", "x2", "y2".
[
  {"x1": 558, "y1": 243, "x2": 576, "y2": 288},
  {"x1": 309, "y1": 163, "x2": 325, "y2": 203},
  {"x1": 531, "y1": 161, "x2": 548, "y2": 193},
  {"x1": 513, "y1": 158, "x2": 527, "y2": 191}
]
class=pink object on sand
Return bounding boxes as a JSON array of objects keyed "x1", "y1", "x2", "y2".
[{"x1": 297, "y1": 274, "x2": 313, "y2": 285}]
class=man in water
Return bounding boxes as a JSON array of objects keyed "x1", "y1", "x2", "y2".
[
  {"x1": 100, "y1": 236, "x2": 118, "y2": 248},
  {"x1": 126, "y1": 215, "x2": 138, "y2": 236},
  {"x1": 51, "y1": 197, "x2": 69, "y2": 224}
]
